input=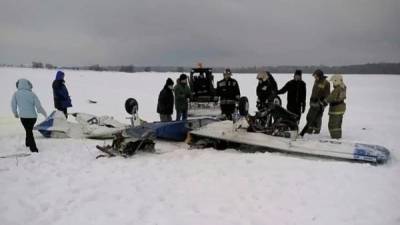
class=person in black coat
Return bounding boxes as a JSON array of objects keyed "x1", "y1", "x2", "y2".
[
  {"x1": 277, "y1": 70, "x2": 307, "y2": 120},
  {"x1": 256, "y1": 71, "x2": 278, "y2": 110},
  {"x1": 157, "y1": 78, "x2": 174, "y2": 122},
  {"x1": 52, "y1": 71, "x2": 72, "y2": 118},
  {"x1": 194, "y1": 72, "x2": 210, "y2": 97},
  {"x1": 216, "y1": 68, "x2": 241, "y2": 120}
]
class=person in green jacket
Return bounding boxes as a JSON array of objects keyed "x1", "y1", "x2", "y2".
[
  {"x1": 174, "y1": 74, "x2": 191, "y2": 121},
  {"x1": 324, "y1": 74, "x2": 346, "y2": 139},
  {"x1": 305, "y1": 69, "x2": 331, "y2": 134}
]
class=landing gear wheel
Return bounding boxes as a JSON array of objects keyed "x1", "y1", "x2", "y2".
[
  {"x1": 123, "y1": 142, "x2": 138, "y2": 155},
  {"x1": 273, "y1": 96, "x2": 282, "y2": 106},
  {"x1": 125, "y1": 98, "x2": 138, "y2": 115},
  {"x1": 214, "y1": 140, "x2": 228, "y2": 150}
]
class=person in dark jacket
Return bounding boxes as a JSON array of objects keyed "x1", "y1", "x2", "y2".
[
  {"x1": 277, "y1": 70, "x2": 307, "y2": 120},
  {"x1": 256, "y1": 71, "x2": 278, "y2": 110},
  {"x1": 216, "y1": 68, "x2": 240, "y2": 120},
  {"x1": 174, "y1": 74, "x2": 191, "y2": 121},
  {"x1": 157, "y1": 78, "x2": 174, "y2": 122},
  {"x1": 52, "y1": 71, "x2": 72, "y2": 118},
  {"x1": 194, "y1": 72, "x2": 210, "y2": 97},
  {"x1": 11, "y1": 79, "x2": 47, "y2": 152},
  {"x1": 266, "y1": 71, "x2": 278, "y2": 92},
  {"x1": 305, "y1": 69, "x2": 331, "y2": 134}
]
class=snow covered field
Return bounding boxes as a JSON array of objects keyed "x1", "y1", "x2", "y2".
[{"x1": 1, "y1": 67, "x2": 400, "y2": 225}]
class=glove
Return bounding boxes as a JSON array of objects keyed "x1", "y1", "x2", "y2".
[
  {"x1": 256, "y1": 100, "x2": 261, "y2": 110},
  {"x1": 320, "y1": 100, "x2": 328, "y2": 108},
  {"x1": 301, "y1": 103, "x2": 305, "y2": 113}
]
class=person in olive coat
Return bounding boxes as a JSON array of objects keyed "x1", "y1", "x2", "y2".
[
  {"x1": 174, "y1": 74, "x2": 191, "y2": 121},
  {"x1": 157, "y1": 78, "x2": 174, "y2": 122},
  {"x1": 324, "y1": 74, "x2": 347, "y2": 139},
  {"x1": 277, "y1": 70, "x2": 307, "y2": 120},
  {"x1": 305, "y1": 69, "x2": 331, "y2": 134}
]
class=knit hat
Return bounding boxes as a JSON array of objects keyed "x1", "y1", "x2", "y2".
[
  {"x1": 294, "y1": 70, "x2": 302, "y2": 77},
  {"x1": 313, "y1": 69, "x2": 324, "y2": 79},
  {"x1": 179, "y1": 74, "x2": 187, "y2": 81},
  {"x1": 166, "y1": 78, "x2": 174, "y2": 86}
]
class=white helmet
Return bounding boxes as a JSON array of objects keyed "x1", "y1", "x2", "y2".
[{"x1": 330, "y1": 74, "x2": 344, "y2": 86}]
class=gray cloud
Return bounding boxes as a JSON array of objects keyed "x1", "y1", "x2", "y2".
[{"x1": 1, "y1": 0, "x2": 399, "y2": 66}]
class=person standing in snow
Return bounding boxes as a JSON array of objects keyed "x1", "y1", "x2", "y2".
[
  {"x1": 256, "y1": 71, "x2": 278, "y2": 110},
  {"x1": 305, "y1": 69, "x2": 331, "y2": 134},
  {"x1": 11, "y1": 79, "x2": 47, "y2": 152},
  {"x1": 174, "y1": 74, "x2": 191, "y2": 121},
  {"x1": 52, "y1": 71, "x2": 72, "y2": 118},
  {"x1": 157, "y1": 78, "x2": 174, "y2": 122},
  {"x1": 324, "y1": 74, "x2": 346, "y2": 139},
  {"x1": 216, "y1": 68, "x2": 241, "y2": 120},
  {"x1": 193, "y1": 72, "x2": 209, "y2": 97},
  {"x1": 277, "y1": 70, "x2": 307, "y2": 120}
]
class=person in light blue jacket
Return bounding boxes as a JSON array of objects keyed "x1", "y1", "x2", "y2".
[{"x1": 11, "y1": 79, "x2": 47, "y2": 152}]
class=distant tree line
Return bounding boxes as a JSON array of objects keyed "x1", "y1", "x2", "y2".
[
  {"x1": 32, "y1": 61, "x2": 44, "y2": 68},
  {"x1": 31, "y1": 61, "x2": 57, "y2": 69},
  {"x1": 1, "y1": 62, "x2": 399, "y2": 74},
  {"x1": 245, "y1": 63, "x2": 400, "y2": 75},
  {"x1": 83, "y1": 63, "x2": 400, "y2": 74}
]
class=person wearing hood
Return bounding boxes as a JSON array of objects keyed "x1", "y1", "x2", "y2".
[
  {"x1": 256, "y1": 71, "x2": 278, "y2": 110},
  {"x1": 324, "y1": 74, "x2": 347, "y2": 139},
  {"x1": 157, "y1": 78, "x2": 174, "y2": 122},
  {"x1": 174, "y1": 74, "x2": 191, "y2": 121},
  {"x1": 11, "y1": 79, "x2": 47, "y2": 152},
  {"x1": 216, "y1": 68, "x2": 241, "y2": 120},
  {"x1": 277, "y1": 70, "x2": 307, "y2": 120},
  {"x1": 305, "y1": 69, "x2": 331, "y2": 134},
  {"x1": 52, "y1": 71, "x2": 72, "y2": 118}
]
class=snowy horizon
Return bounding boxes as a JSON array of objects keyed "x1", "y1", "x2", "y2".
[{"x1": 1, "y1": 67, "x2": 400, "y2": 225}]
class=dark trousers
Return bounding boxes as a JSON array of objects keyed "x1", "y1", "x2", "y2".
[
  {"x1": 56, "y1": 107, "x2": 68, "y2": 118},
  {"x1": 220, "y1": 104, "x2": 236, "y2": 120},
  {"x1": 306, "y1": 106, "x2": 324, "y2": 134},
  {"x1": 287, "y1": 104, "x2": 302, "y2": 121},
  {"x1": 160, "y1": 114, "x2": 172, "y2": 122},
  {"x1": 21, "y1": 118, "x2": 38, "y2": 152},
  {"x1": 176, "y1": 110, "x2": 188, "y2": 121}
]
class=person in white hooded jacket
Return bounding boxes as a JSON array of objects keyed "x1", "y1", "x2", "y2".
[{"x1": 11, "y1": 79, "x2": 47, "y2": 152}]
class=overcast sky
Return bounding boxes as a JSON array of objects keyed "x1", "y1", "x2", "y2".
[{"x1": 1, "y1": 0, "x2": 399, "y2": 67}]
